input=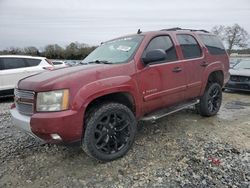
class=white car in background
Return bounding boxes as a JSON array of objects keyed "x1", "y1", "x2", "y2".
[
  {"x1": 51, "y1": 60, "x2": 68, "y2": 68},
  {"x1": 0, "y1": 55, "x2": 54, "y2": 97}
]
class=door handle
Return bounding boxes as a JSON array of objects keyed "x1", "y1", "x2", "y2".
[
  {"x1": 201, "y1": 61, "x2": 209, "y2": 67},
  {"x1": 172, "y1": 67, "x2": 182, "y2": 73}
]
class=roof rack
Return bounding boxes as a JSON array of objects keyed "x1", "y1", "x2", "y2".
[{"x1": 161, "y1": 27, "x2": 209, "y2": 33}]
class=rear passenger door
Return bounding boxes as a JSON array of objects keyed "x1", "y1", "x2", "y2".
[
  {"x1": 176, "y1": 34, "x2": 205, "y2": 99},
  {"x1": 0, "y1": 58, "x2": 29, "y2": 90}
]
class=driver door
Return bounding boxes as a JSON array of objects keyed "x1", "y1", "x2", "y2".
[{"x1": 137, "y1": 35, "x2": 187, "y2": 114}]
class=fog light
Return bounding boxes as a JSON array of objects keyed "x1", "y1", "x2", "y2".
[{"x1": 50, "y1": 134, "x2": 62, "y2": 140}]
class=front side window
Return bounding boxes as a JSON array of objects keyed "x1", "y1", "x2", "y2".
[
  {"x1": 2, "y1": 58, "x2": 26, "y2": 70},
  {"x1": 82, "y1": 35, "x2": 143, "y2": 64},
  {"x1": 177, "y1": 34, "x2": 202, "y2": 59},
  {"x1": 143, "y1": 36, "x2": 177, "y2": 62}
]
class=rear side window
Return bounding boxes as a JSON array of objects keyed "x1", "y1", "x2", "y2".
[
  {"x1": 1, "y1": 58, "x2": 27, "y2": 70},
  {"x1": 199, "y1": 34, "x2": 226, "y2": 55},
  {"x1": 25, "y1": 58, "x2": 41, "y2": 67},
  {"x1": 177, "y1": 34, "x2": 202, "y2": 59},
  {"x1": 144, "y1": 36, "x2": 178, "y2": 62}
]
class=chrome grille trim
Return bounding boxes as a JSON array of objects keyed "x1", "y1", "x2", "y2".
[
  {"x1": 16, "y1": 103, "x2": 33, "y2": 115},
  {"x1": 14, "y1": 89, "x2": 35, "y2": 116},
  {"x1": 14, "y1": 89, "x2": 35, "y2": 100}
]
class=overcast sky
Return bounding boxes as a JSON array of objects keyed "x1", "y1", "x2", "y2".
[{"x1": 0, "y1": 0, "x2": 249, "y2": 50}]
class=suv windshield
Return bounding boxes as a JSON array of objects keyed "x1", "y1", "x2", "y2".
[
  {"x1": 82, "y1": 35, "x2": 143, "y2": 64},
  {"x1": 233, "y1": 59, "x2": 250, "y2": 69}
]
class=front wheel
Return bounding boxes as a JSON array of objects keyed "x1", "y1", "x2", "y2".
[
  {"x1": 198, "y1": 82, "x2": 222, "y2": 117},
  {"x1": 82, "y1": 103, "x2": 137, "y2": 162}
]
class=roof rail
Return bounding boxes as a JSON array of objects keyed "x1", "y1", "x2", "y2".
[{"x1": 161, "y1": 27, "x2": 209, "y2": 33}]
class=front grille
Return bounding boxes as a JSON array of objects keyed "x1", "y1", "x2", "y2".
[
  {"x1": 14, "y1": 89, "x2": 34, "y2": 99},
  {"x1": 14, "y1": 89, "x2": 35, "y2": 116},
  {"x1": 230, "y1": 76, "x2": 249, "y2": 82}
]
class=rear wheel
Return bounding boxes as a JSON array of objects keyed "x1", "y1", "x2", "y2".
[
  {"x1": 198, "y1": 82, "x2": 222, "y2": 117},
  {"x1": 82, "y1": 103, "x2": 137, "y2": 161}
]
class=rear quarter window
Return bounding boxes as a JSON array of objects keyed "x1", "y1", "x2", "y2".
[
  {"x1": 199, "y1": 34, "x2": 226, "y2": 55},
  {"x1": 25, "y1": 58, "x2": 41, "y2": 67}
]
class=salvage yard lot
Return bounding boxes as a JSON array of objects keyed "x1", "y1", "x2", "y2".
[{"x1": 0, "y1": 92, "x2": 249, "y2": 187}]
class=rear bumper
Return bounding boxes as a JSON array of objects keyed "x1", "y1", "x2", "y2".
[{"x1": 10, "y1": 108, "x2": 83, "y2": 143}]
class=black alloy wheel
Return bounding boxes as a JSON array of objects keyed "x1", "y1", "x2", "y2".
[
  {"x1": 199, "y1": 82, "x2": 222, "y2": 117},
  {"x1": 207, "y1": 85, "x2": 221, "y2": 113},
  {"x1": 94, "y1": 112, "x2": 131, "y2": 154},
  {"x1": 82, "y1": 103, "x2": 137, "y2": 161}
]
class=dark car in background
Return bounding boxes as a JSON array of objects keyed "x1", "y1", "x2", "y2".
[{"x1": 225, "y1": 59, "x2": 250, "y2": 91}]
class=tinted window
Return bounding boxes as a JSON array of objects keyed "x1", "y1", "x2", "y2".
[
  {"x1": 177, "y1": 34, "x2": 202, "y2": 59},
  {"x1": 199, "y1": 34, "x2": 226, "y2": 55},
  {"x1": 2, "y1": 58, "x2": 27, "y2": 70},
  {"x1": 144, "y1": 36, "x2": 177, "y2": 62},
  {"x1": 53, "y1": 61, "x2": 63, "y2": 65},
  {"x1": 25, "y1": 58, "x2": 41, "y2": 67},
  {"x1": 0, "y1": 59, "x2": 4, "y2": 70}
]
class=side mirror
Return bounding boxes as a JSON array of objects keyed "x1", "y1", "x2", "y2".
[{"x1": 142, "y1": 49, "x2": 166, "y2": 65}]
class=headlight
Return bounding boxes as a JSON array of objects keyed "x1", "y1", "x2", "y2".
[{"x1": 36, "y1": 89, "x2": 69, "y2": 112}]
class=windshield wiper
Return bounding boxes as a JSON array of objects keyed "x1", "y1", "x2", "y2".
[{"x1": 87, "y1": 60, "x2": 113, "y2": 64}]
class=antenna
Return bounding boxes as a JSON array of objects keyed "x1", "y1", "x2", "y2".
[{"x1": 137, "y1": 29, "x2": 142, "y2": 34}]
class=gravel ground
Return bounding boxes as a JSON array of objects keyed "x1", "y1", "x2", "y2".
[{"x1": 0, "y1": 92, "x2": 250, "y2": 188}]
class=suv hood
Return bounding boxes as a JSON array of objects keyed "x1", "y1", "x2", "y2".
[
  {"x1": 18, "y1": 64, "x2": 110, "y2": 91},
  {"x1": 230, "y1": 68, "x2": 250, "y2": 77}
]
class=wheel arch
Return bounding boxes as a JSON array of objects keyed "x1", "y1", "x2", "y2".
[
  {"x1": 84, "y1": 91, "x2": 136, "y2": 120},
  {"x1": 200, "y1": 69, "x2": 224, "y2": 95}
]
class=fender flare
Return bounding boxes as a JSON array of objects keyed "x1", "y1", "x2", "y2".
[
  {"x1": 72, "y1": 76, "x2": 142, "y2": 117},
  {"x1": 199, "y1": 61, "x2": 225, "y2": 95}
]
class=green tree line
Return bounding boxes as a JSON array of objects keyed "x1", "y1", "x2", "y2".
[{"x1": 0, "y1": 42, "x2": 97, "y2": 60}]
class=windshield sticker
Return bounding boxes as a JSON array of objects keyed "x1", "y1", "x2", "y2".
[{"x1": 117, "y1": 45, "x2": 131, "y2": 52}]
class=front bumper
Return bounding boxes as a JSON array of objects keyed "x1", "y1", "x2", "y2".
[
  {"x1": 10, "y1": 108, "x2": 41, "y2": 140},
  {"x1": 10, "y1": 108, "x2": 83, "y2": 143},
  {"x1": 224, "y1": 80, "x2": 250, "y2": 91}
]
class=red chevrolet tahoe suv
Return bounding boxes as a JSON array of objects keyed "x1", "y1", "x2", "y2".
[{"x1": 10, "y1": 28, "x2": 230, "y2": 161}]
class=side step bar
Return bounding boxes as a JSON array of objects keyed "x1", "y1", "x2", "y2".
[{"x1": 141, "y1": 99, "x2": 199, "y2": 121}]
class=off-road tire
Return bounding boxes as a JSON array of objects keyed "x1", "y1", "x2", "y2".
[{"x1": 82, "y1": 103, "x2": 137, "y2": 162}]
